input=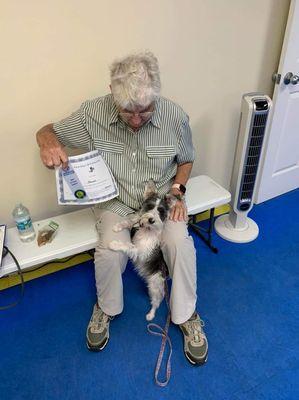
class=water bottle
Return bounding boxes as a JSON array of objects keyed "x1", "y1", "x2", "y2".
[{"x1": 12, "y1": 203, "x2": 36, "y2": 242}]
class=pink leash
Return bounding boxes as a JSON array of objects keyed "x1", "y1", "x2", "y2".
[{"x1": 147, "y1": 275, "x2": 172, "y2": 387}]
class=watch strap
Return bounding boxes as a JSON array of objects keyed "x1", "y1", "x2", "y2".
[{"x1": 172, "y1": 193, "x2": 185, "y2": 202}]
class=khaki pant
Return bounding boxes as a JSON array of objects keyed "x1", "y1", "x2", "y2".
[{"x1": 94, "y1": 210, "x2": 197, "y2": 325}]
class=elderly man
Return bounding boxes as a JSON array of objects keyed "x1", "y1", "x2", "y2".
[{"x1": 36, "y1": 51, "x2": 208, "y2": 365}]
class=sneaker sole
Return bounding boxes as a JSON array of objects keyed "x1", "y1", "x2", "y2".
[
  {"x1": 185, "y1": 351, "x2": 208, "y2": 366},
  {"x1": 86, "y1": 337, "x2": 109, "y2": 352}
]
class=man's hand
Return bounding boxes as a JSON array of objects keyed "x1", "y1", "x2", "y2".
[
  {"x1": 169, "y1": 199, "x2": 188, "y2": 222},
  {"x1": 168, "y1": 187, "x2": 188, "y2": 222},
  {"x1": 168, "y1": 163, "x2": 193, "y2": 222},
  {"x1": 36, "y1": 124, "x2": 68, "y2": 169}
]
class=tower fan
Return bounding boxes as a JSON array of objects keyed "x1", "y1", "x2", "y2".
[{"x1": 215, "y1": 93, "x2": 272, "y2": 243}]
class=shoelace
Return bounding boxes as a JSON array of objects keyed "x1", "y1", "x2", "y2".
[
  {"x1": 186, "y1": 319, "x2": 205, "y2": 345},
  {"x1": 91, "y1": 308, "x2": 110, "y2": 332}
]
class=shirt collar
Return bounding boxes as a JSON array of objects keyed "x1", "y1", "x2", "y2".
[
  {"x1": 109, "y1": 99, "x2": 119, "y2": 125},
  {"x1": 150, "y1": 98, "x2": 161, "y2": 129}
]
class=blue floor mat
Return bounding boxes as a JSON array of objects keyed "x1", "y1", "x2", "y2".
[{"x1": 0, "y1": 189, "x2": 298, "y2": 400}]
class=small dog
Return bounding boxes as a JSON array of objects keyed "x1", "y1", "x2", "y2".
[{"x1": 109, "y1": 181, "x2": 175, "y2": 321}]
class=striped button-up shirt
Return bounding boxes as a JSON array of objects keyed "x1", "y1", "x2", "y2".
[{"x1": 53, "y1": 94, "x2": 195, "y2": 216}]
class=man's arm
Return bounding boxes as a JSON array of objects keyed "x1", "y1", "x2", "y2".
[
  {"x1": 173, "y1": 162, "x2": 193, "y2": 187},
  {"x1": 36, "y1": 124, "x2": 69, "y2": 169},
  {"x1": 169, "y1": 162, "x2": 193, "y2": 222}
]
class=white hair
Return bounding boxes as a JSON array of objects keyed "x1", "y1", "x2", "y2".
[{"x1": 110, "y1": 51, "x2": 161, "y2": 110}]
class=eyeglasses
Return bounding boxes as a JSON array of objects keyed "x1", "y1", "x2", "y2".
[
  {"x1": 119, "y1": 111, "x2": 154, "y2": 119},
  {"x1": 119, "y1": 110, "x2": 154, "y2": 120}
]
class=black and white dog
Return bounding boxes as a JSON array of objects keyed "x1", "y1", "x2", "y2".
[{"x1": 109, "y1": 181, "x2": 175, "y2": 321}]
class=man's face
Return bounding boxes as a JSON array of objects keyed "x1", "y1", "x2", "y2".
[{"x1": 118, "y1": 103, "x2": 154, "y2": 130}]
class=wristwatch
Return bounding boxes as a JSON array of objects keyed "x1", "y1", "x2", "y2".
[{"x1": 171, "y1": 183, "x2": 186, "y2": 194}]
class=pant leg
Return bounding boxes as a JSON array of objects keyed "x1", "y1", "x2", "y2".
[
  {"x1": 161, "y1": 220, "x2": 197, "y2": 325},
  {"x1": 94, "y1": 210, "x2": 130, "y2": 316}
]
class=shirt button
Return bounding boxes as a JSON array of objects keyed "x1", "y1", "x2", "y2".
[{"x1": 132, "y1": 152, "x2": 136, "y2": 157}]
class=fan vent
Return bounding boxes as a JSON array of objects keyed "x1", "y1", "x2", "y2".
[{"x1": 237, "y1": 107, "x2": 269, "y2": 211}]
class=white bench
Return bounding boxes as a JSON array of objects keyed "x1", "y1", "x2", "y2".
[
  {"x1": 186, "y1": 175, "x2": 231, "y2": 253},
  {"x1": 1, "y1": 175, "x2": 230, "y2": 277}
]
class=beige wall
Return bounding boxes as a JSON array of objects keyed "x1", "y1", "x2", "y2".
[{"x1": 1, "y1": 0, "x2": 290, "y2": 227}]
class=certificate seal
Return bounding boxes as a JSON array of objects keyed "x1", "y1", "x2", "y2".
[{"x1": 74, "y1": 190, "x2": 86, "y2": 199}]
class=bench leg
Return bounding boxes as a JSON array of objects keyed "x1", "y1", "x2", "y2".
[{"x1": 188, "y1": 208, "x2": 219, "y2": 254}]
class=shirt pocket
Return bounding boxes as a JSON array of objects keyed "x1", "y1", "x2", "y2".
[
  {"x1": 93, "y1": 138, "x2": 124, "y2": 154},
  {"x1": 146, "y1": 145, "x2": 176, "y2": 158}
]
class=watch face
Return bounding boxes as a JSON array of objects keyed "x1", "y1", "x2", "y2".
[
  {"x1": 172, "y1": 183, "x2": 186, "y2": 193},
  {"x1": 179, "y1": 184, "x2": 186, "y2": 194}
]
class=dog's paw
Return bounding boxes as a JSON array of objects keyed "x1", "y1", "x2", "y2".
[
  {"x1": 109, "y1": 240, "x2": 123, "y2": 251},
  {"x1": 112, "y1": 223, "x2": 124, "y2": 232},
  {"x1": 146, "y1": 310, "x2": 155, "y2": 321}
]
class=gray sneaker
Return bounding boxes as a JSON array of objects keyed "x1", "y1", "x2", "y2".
[
  {"x1": 86, "y1": 304, "x2": 112, "y2": 351},
  {"x1": 179, "y1": 312, "x2": 208, "y2": 365}
]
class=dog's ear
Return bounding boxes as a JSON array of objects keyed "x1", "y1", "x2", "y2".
[
  {"x1": 143, "y1": 180, "x2": 157, "y2": 199},
  {"x1": 164, "y1": 194, "x2": 177, "y2": 209}
]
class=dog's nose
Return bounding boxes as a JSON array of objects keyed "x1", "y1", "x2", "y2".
[{"x1": 148, "y1": 218, "x2": 155, "y2": 224}]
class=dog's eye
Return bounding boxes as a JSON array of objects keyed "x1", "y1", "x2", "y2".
[{"x1": 143, "y1": 204, "x2": 155, "y2": 212}]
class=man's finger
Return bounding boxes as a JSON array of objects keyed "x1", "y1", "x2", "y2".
[
  {"x1": 178, "y1": 208, "x2": 184, "y2": 221},
  {"x1": 183, "y1": 207, "x2": 188, "y2": 221},
  {"x1": 173, "y1": 206, "x2": 181, "y2": 222},
  {"x1": 58, "y1": 150, "x2": 69, "y2": 169},
  {"x1": 169, "y1": 208, "x2": 175, "y2": 220},
  {"x1": 52, "y1": 153, "x2": 63, "y2": 167},
  {"x1": 42, "y1": 155, "x2": 53, "y2": 168}
]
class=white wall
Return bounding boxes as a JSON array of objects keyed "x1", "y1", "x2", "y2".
[{"x1": 0, "y1": 0, "x2": 290, "y2": 227}]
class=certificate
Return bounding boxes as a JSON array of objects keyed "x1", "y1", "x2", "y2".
[{"x1": 55, "y1": 150, "x2": 119, "y2": 205}]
